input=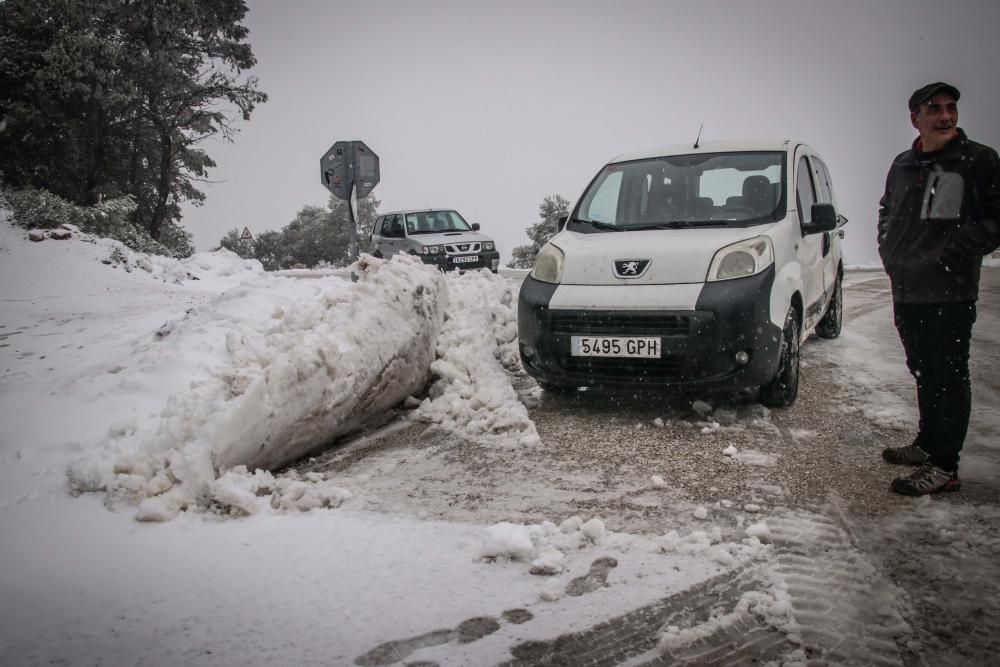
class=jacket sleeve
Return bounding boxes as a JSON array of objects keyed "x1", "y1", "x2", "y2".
[
  {"x1": 942, "y1": 147, "x2": 1000, "y2": 259},
  {"x1": 877, "y1": 169, "x2": 893, "y2": 258}
]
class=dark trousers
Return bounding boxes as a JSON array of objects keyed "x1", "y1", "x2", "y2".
[{"x1": 893, "y1": 300, "x2": 976, "y2": 472}]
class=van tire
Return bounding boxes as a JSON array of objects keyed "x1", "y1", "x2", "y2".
[
  {"x1": 759, "y1": 309, "x2": 800, "y2": 407},
  {"x1": 815, "y1": 272, "x2": 842, "y2": 339}
]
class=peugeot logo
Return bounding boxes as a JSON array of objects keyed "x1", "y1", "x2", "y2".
[{"x1": 614, "y1": 259, "x2": 650, "y2": 279}]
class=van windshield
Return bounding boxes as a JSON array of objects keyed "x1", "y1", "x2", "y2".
[{"x1": 570, "y1": 151, "x2": 786, "y2": 232}]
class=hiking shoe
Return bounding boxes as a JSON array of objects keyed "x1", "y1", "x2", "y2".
[
  {"x1": 891, "y1": 463, "x2": 961, "y2": 496},
  {"x1": 882, "y1": 443, "x2": 929, "y2": 465}
]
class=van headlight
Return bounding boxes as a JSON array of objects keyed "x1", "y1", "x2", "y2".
[
  {"x1": 483, "y1": 241, "x2": 495, "y2": 251},
  {"x1": 707, "y1": 236, "x2": 774, "y2": 281},
  {"x1": 531, "y1": 243, "x2": 565, "y2": 284},
  {"x1": 421, "y1": 245, "x2": 443, "y2": 255}
]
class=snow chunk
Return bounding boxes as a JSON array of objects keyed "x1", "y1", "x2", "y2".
[
  {"x1": 651, "y1": 475, "x2": 667, "y2": 488},
  {"x1": 745, "y1": 522, "x2": 771, "y2": 543},
  {"x1": 691, "y1": 399, "x2": 714, "y2": 416},
  {"x1": 581, "y1": 517, "x2": 606, "y2": 543},
  {"x1": 540, "y1": 579, "x2": 563, "y2": 602},
  {"x1": 482, "y1": 522, "x2": 535, "y2": 561},
  {"x1": 530, "y1": 548, "x2": 566, "y2": 575},
  {"x1": 559, "y1": 515, "x2": 584, "y2": 534}
]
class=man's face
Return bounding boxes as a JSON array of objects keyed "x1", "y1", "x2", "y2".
[{"x1": 910, "y1": 93, "x2": 958, "y2": 151}]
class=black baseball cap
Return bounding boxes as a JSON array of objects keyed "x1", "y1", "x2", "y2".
[{"x1": 908, "y1": 82, "x2": 960, "y2": 111}]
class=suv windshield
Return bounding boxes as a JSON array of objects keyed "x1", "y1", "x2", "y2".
[
  {"x1": 405, "y1": 210, "x2": 473, "y2": 234},
  {"x1": 570, "y1": 151, "x2": 786, "y2": 232}
]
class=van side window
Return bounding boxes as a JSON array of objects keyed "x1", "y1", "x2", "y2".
[
  {"x1": 796, "y1": 156, "x2": 816, "y2": 225},
  {"x1": 814, "y1": 158, "x2": 835, "y2": 204},
  {"x1": 373, "y1": 216, "x2": 384, "y2": 236}
]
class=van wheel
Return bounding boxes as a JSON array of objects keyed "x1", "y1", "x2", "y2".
[
  {"x1": 759, "y1": 309, "x2": 800, "y2": 407},
  {"x1": 815, "y1": 272, "x2": 842, "y2": 339},
  {"x1": 372, "y1": 250, "x2": 383, "y2": 259}
]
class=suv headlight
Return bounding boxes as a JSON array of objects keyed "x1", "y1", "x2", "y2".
[
  {"x1": 531, "y1": 243, "x2": 565, "y2": 284},
  {"x1": 483, "y1": 241, "x2": 495, "y2": 251},
  {"x1": 707, "y1": 236, "x2": 774, "y2": 281},
  {"x1": 421, "y1": 245, "x2": 443, "y2": 255}
]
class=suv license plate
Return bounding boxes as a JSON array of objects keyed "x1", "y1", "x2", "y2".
[
  {"x1": 571, "y1": 336, "x2": 660, "y2": 358},
  {"x1": 453, "y1": 255, "x2": 478, "y2": 264}
]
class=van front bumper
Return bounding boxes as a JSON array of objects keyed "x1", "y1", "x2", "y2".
[{"x1": 517, "y1": 267, "x2": 783, "y2": 393}]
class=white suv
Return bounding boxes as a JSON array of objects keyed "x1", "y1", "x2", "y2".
[
  {"x1": 369, "y1": 209, "x2": 500, "y2": 273},
  {"x1": 517, "y1": 139, "x2": 845, "y2": 406}
]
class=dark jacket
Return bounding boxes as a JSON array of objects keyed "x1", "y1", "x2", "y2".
[{"x1": 878, "y1": 128, "x2": 1000, "y2": 303}]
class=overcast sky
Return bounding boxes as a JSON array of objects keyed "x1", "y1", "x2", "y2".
[{"x1": 181, "y1": 0, "x2": 1000, "y2": 266}]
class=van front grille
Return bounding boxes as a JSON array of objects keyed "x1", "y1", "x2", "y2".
[{"x1": 549, "y1": 311, "x2": 691, "y2": 336}]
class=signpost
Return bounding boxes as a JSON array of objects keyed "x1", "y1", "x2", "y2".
[
  {"x1": 239, "y1": 227, "x2": 253, "y2": 242},
  {"x1": 320, "y1": 141, "x2": 380, "y2": 268}
]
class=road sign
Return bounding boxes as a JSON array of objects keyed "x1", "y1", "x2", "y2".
[
  {"x1": 239, "y1": 227, "x2": 253, "y2": 241},
  {"x1": 319, "y1": 140, "x2": 379, "y2": 278},
  {"x1": 320, "y1": 140, "x2": 379, "y2": 200},
  {"x1": 353, "y1": 142, "x2": 379, "y2": 198},
  {"x1": 320, "y1": 141, "x2": 352, "y2": 200}
]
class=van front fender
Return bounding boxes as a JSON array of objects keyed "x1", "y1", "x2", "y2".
[{"x1": 770, "y1": 259, "x2": 802, "y2": 328}]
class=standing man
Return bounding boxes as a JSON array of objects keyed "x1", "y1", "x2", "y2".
[{"x1": 878, "y1": 82, "x2": 1000, "y2": 496}]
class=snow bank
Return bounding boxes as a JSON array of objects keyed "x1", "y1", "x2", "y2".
[
  {"x1": 49, "y1": 222, "x2": 266, "y2": 287},
  {"x1": 415, "y1": 269, "x2": 540, "y2": 449},
  {"x1": 68, "y1": 253, "x2": 447, "y2": 520},
  {"x1": 10, "y1": 214, "x2": 542, "y2": 523}
]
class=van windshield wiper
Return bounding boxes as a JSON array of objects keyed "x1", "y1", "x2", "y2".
[
  {"x1": 629, "y1": 220, "x2": 727, "y2": 230},
  {"x1": 569, "y1": 217, "x2": 624, "y2": 231},
  {"x1": 632, "y1": 220, "x2": 692, "y2": 229}
]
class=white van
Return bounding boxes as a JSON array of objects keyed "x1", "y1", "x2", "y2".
[{"x1": 517, "y1": 139, "x2": 845, "y2": 406}]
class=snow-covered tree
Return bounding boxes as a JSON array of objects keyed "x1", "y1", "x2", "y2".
[
  {"x1": 508, "y1": 194, "x2": 570, "y2": 269},
  {"x1": 0, "y1": 0, "x2": 267, "y2": 247}
]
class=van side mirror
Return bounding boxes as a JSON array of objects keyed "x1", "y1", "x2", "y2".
[
  {"x1": 471, "y1": 223, "x2": 480, "y2": 231},
  {"x1": 806, "y1": 203, "x2": 838, "y2": 234},
  {"x1": 557, "y1": 215, "x2": 568, "y2": 232}
]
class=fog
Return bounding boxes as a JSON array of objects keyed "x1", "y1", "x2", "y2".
[{"x1": 181, "y1": 0, "x2": 1000, "y2": 267}]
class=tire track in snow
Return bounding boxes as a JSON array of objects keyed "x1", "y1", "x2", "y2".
[
  {"x1": 860, "y1": 500, "x2": 1000, "y2": 666},
  {"x1": 496, "y1": 567, "x2": 794, "y2": 667},
  {"x1": 765, "y1": 505, "x2": 909, "y2": 666}
]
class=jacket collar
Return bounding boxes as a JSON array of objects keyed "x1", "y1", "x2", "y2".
[{"x1": 898, "y1": 128, "x2": 967, "y2": 166}]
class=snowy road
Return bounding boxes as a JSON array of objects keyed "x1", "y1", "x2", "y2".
[{"x1": 302, "y1": 269, "x2": 1000, "y2": 666}]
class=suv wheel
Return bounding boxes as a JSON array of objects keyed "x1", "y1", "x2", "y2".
[
  {"x1": 759, "y1": 309, "x2": 800, "y2": 407},
  {"x1": 814, "y1": 272, "x2": 842, "y2": 339}
]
